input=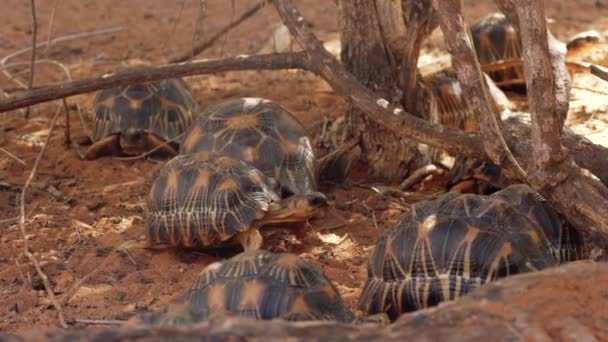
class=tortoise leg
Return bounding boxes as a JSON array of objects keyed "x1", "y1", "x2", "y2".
[
  {"x1": 144, "y1": 134, "x2": 178, "y2": 158},
  {"x1": 76, "y1": 135, "x2": 93, "y2": 146},
  {"x1": 318, "y1": 138, "x2": 361, "y2": 185},
  {"x1": 236, "y1": 228, "x2": 263, "y2": 252},
  {"x1": 83, "y1": 134, "x2": 122, "y2": 160}
]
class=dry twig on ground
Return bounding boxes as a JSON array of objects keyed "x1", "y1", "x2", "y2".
[{"x1": 18, "y1": 104, "x2": 67, "y2": 328}]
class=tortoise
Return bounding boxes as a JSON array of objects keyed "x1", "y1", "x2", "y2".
[
  {"x1": 145, "y1": 152, "x2": 327, "y2": 250},
  {"x1": 81, "y1": 78, "x2": 197, "y2": 159},
  {"x1": 471, "y1": 12, "x2": 600, "y2": 90},
  {"x1": 180, "y1": 97, "x2": 357, "y2": 197},
  {"x1": 422, "y1": 68, "x2": 513, "y2": 193},
  {"x1": 423, "y1": 68, "x2": 513, "y2": 132},
  {"x1": 139, "y1": 250, "x2": 355, "y2": 325},
  {"x1": 357, "y1": 184, "x2": 582, "y2": 321}
]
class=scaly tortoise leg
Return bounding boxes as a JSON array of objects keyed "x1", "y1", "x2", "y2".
[
  {"x1": 83, "y1": 134, "x2": 122, "y2": 160},
  {"x1": 237, "y1": 228, "x2": 263, "y2": 252}
]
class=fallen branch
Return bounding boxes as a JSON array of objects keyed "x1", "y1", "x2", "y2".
[
  {"x1": 18, "y1": 103, "x2": 67, "y2": 328},
  {"x1": 168, "y1": 1, "x2": 266, "y2": 63}
]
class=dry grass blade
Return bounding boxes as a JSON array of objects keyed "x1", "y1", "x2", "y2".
[{"x1": 19, "y1": 103, "x2": 67, "y2": 328}]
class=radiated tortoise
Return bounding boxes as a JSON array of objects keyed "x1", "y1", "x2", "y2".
[
  {"x1": 472, "y1": 12, "x2": 600, "y2": 90},
  {"x1": 357, "y1": 184, "x2": 582, "y2": 321},
  {"x1": 139, "y1": 249, "x2": 354, "y2": 324},
  {"x1": 82, "y1": 78, "x2": 196, "y2": 159},
  {"x1": 145, "y1": 152, "x2": 327, "y2": 250},
  {"x1": 180, "y1": 97, "x2": 356, "y2": 195}
]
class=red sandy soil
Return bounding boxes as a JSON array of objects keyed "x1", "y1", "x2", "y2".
[{"x1": 1, "y1": 0, "x2": 608, "y2": 334}]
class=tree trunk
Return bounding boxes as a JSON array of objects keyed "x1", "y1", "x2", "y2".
[{"x1": 338, "y1": 0, "x2": 432, "y2": 182}]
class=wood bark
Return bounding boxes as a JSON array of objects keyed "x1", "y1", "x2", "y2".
[
  {"x1": 338, "y1": 0, "x2": 431, "y2": 182},
  {"x1": 435, "y1": 0, "x2": 608, "y2": 245}
]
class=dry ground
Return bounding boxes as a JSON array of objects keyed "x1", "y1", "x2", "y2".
[{"x1": 1, "y1": 0, "x2": 608, "y2": 333}]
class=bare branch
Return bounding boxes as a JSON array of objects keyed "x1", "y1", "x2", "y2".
[
  {"x1": 0, "y1": 52, "x2": 307, "y2": 113},
  {"x1": 436, "y1": 0, "x2": 527, "y2": 180},
  {"x1": 43, "y1": 0, "x2": 60, "y2": 55},
  {"x1": 515, "y1": 0, "x2": 565, "y2": 187},
  {"x1": 168, "y1": 2, "x2": 266, "y2": 63}
]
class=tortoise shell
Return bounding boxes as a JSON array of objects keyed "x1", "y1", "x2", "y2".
[
  {"x1": 423, "y1": 68, "x2": 513, "y2": 132},
  {"x1": 85, "y1": 78, "x2": 196, "y2": 159},
  {"x1": 423, "y1": 68, "x2": 512, "y2": 192},
  {"x1": 140, "y1": 250, "x2": 354, "y2": 324},
  {"x1": 180, "y1": 98, "x2": 318, "y2": 197},
  {"x1": 471, "y1": 13, "x2": 600, "y2": 89},
  {"x1": 471, "y1": 13, "x2": 524, "y2": 87},
  {"x1": 357, "y1": 184, "x2": 582, "y2": 321},
  {"x1": 145, "y1": 152, "x2": 326, "y2": 250}
]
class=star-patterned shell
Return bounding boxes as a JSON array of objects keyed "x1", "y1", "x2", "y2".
[
  {"x1": 357, "y1": 184, "x2": 582, "y2": 321},
  {"x1": 145, "y1": 152, "x2": 280, "y2": 248},
  {"x1": 91, "y1": 78, "x2": 196, "y2": 145},
  {"x1": 180, "y1": 97, "x2": 318, "y2": 197},
  {"x1": 140, "y1": 250, "x2": 354, "y2": 324},
  {"x1": 471, "y1": 12, "x2": 524, "y2": 87}
]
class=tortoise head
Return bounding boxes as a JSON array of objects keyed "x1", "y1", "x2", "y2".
[
  {"x1": 263, "y1": 191, "x2": 328, "y2": 224},
  {"x1": 566, "y1": 30, "x2": 601, "y2": 57},
  {"x1": 119, "y1": 128, "x2": 149, "y2": 154}
]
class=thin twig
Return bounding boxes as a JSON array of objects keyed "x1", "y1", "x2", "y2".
[
  {"x1": 43, "y1": 0, "x2": 60, "y2": 55},
  {"x1": 112, "y1": 133, "x2": 185, "y2": 160},
  {"x1": 0, "y1": 147, "x2": 27, "y2": 165},
  {"x1": 1, "y1": 26, "x2": 123, "y2": 66},
  {"x1": 66, "y1": 319, "x2": 127, "y2": 326},
  {"x1": 19, "y1": 104, "x2": 67, "y2": 328},
  {"x1": 168, "y1": 1, "x2": 265, "y2": 63},
  {"x1": 0, "y1": 27, "x2": 123, "y2": 97},
  {"x1": 62, "y1": 98, "x2": 71, "y2": 145},
  {"x1": 160, "y1": 0, "x2": 187, "y2": 53},
  {"x1": 25, "y1": 0, "x2": 38, "y2": 119},
  {"x1": 1, "y1": 58, "x2": 89, "y2": 139},
  {"x1": 191, "y1": 0, "x2": 208, "y2": 62}
]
